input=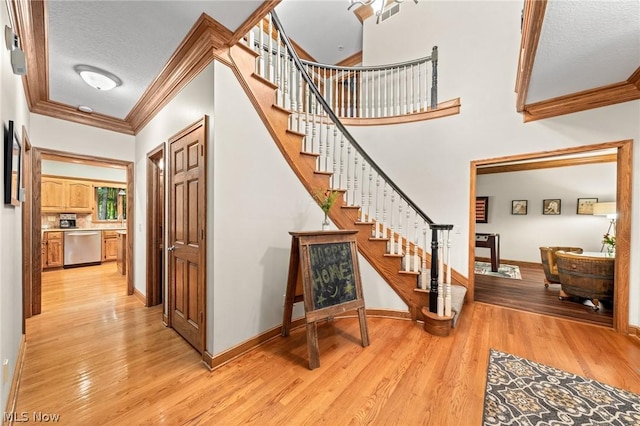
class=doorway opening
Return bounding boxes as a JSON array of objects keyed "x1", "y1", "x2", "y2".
[
  {"x1": 30, "y1": 148, "x2": 134, "y2": 316},
  {"x1": 146, "y1": 144, "x2": 165, "y2": 312},
  {"x1": 468, "y1": 140, "x2": 632, "y2": 334}
]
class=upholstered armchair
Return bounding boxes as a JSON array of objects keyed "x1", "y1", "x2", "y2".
[
  {"x1": 555, "y1": 251, "x2": 614, "y2": 311},
  {"x1": 539, "y1": 246, "x2": 583, "y2": 287}
]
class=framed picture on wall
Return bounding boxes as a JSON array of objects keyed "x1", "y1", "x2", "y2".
[
  {"x1": 543, "y1": 199, "x2": 561, "y2": 215},
  {"x1": 511, "y1": 200, "x2": 527, "y2": 215},
  {"x1": 577, "y1": 197, "x2": 598, "y2": 215},
  {"x1": 475, "y1": 196, "x2": 489, "y2": 223}
]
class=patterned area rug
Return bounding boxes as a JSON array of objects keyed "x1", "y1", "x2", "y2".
[
  {"x1": 474, "y1": 261, "x2": 522, "y2": 280},
  {"x1": 483, "y1": 349, "x2": 640, "y2": 425}
]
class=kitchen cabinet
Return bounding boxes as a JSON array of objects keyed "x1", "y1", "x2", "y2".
[
  {"x1": 41, "y1": 177, "x2": 93, "y2": 213},
  {"x1": 43, "y1": 231, "x2": 64, "y2": 269},
  {"x1": 102, "y1": 230, "x2": 118, "y2": 261}
]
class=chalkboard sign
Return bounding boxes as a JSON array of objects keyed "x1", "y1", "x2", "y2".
[
  {"x1": 282, "y1": 230, "x2": 369, "y2": 370},
  {"x1": 308, "y1": 242, "x2": 357, "y2": 309}
]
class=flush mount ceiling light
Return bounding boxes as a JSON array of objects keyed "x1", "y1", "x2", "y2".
[
  {"x1": 348, "y1": 0, "x2": 418, "y2": 23},
  {"x1": 78, "y1": 105, "x2": 93, "y2": 113},
  {"x1": 74, "y1": 64, "x2": 122, "y2": 91}
]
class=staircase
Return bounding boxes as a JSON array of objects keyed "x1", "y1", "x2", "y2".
[{"x1": 223, "y1": 12, "x2": 467, "y2": 326}]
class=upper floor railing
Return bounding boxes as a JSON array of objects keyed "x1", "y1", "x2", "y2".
[{"x1": 301, "y1": 50, "x2": 438, "y2": 119}]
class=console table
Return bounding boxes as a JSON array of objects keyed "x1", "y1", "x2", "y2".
[{"x1": 475, "y1": 233, "x2": 500, "y2": 272}]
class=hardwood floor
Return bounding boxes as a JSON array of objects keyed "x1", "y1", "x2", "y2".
[
  {"x1": 474, "y1": 261, "x2": 614, "y2": 327},
  {"x1": 15, "y1": 263, "x2": 640, "y2": 425}
]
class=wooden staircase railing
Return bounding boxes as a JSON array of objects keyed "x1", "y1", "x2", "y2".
[{"x1": 225, "y1": 11, "x2": 467, "y2": 325}]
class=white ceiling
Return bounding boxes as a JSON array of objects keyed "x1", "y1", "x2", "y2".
[
  {"x1": 39, "y1": 0, "x2": 640, "y2": 122},
  {"x1": 47, "y1": 0, "x2": 263, "y2": 118},
  {"x1": 528, "y1": 0, "x2": 640, "y2": 103}
]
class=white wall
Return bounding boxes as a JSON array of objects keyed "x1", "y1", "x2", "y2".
[
  {"x1": 475, "y1": 163, "x2": 616, "y2": 262},
  {"x1": 42, "y1": 160, "x2": 127, "y2": 181},
  {"x1": 0, "y1": 0, "x2": 30, "y2": 410},
  {"x1": 357, "y1": 0, "x2": 640, "y2": 326},
  {"x1": 29, "y1": 115, "x2": 134, "y2": 160}
]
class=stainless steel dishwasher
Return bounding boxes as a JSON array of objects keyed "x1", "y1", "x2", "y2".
[{"x1": 63, "y1": 230, "x2": 102, "y2": 267}]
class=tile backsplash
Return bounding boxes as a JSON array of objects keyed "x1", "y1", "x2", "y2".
[{"x1": 41, "y1": 213, "x2": 125, "y2": 229}]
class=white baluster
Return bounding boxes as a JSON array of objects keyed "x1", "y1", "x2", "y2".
[
  {"x1": 358, "y1": 70, "x2": 363, "y2": 118},
  {"x1": 258, "y1": 17, "x2": 265, "y2": 76},
  {"x1": 290, "y1": 57, "x2": 296, "y2": 114},
  {"x1": 367, "y1": 167, "x2": 373, "y2": 225},
  {"x1": 413, "y1": 215, "x2": 419, "y2": 272},
  {"x1": 318, "y1": 103, "x2": 324, "y2": 170},
  {"x1": 341, "y1": 70, "x2": 346, "y2": 118},
  {"x1": 397, "y1": 201, "x2": 403, "y2": 258},
  {"x1": 339, "y1": 133, "x2": 344, "y2": 190},
  {"x1": 346, "y1": 144, "x2": 352, "y2": 204},
  {"x1": 303, "y1": 86, "x2": 310, "y2": 152},
  {"x1": 381, "y1": 182, "x2": 388, "y2": 241},
  {"x1": 403, "y1": 65, "x2": 408, "y2": 115},
  {"x1": 310, "y1": 97, "x2": 317, "y2": 154},
  {"x1": 378, "y1": 69, "x2": 383, "y2": 118},
  {"x1": 267, "y1": 16, "x2": 273, "y2": 81},
  {"x1": 353, "y1": 151, "x2": 359, "y2": 209},
  {"x1": 364, "y1": 71, "x2": 369, "y2": 118},
  {"x1": 325, "y1": 120, "x2": 331, "y2": 173},
  {"x1": 404, "y1": 206, "x2": 410, "y2": 271},
  {"x1": 275, "y1": 32, "x2": 282, "y2": 105},
  {"x1": 347, "y1": 73, "x2": 351, "y2": 118},
  {"x1": 360, "y1": 161, "x2": 366, "y2": 222},
  {"x1": 297, "y1": 70, "x2": 303, "y2": 134}
]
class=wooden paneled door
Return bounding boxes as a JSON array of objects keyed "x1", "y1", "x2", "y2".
[{"x1": 168, "y1": 117, "x2": 207, "y2": 354}]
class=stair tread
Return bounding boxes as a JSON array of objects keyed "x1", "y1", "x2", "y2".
[
  {"x1": 399, "y1": 270, "x2": 420, "y2": 276},
  {"x1": 314, "y1": 171, "x2": 333, "y2": 176},
  {"x1": 383, "y1": 253, "x2": 404, "y2": 258},
  {"x1": 251, "y1": 73, "x2": 278, "y2": 90},
  {"x1": 369, "y1": 237, "x2": 389, "y2": 241},
  {"x1": 300, "y1": 151, "x2": 320, "y2": 158},
  {"x1": 286, "y1": 128, "x2": 306, "y2": 137}
]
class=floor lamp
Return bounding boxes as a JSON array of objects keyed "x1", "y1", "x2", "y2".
[{"x1": 592, "y1": 202, "x2": 617, "y2": 252}]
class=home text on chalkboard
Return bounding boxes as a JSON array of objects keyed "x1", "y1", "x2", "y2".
[{"x1": 309, "y1": 242, "x2": 356, "y2": 309}]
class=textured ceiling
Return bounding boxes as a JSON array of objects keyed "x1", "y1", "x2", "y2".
[
  {"x1": 275, "y1": 0, "x2": 363, "y2": 64},
  {"x1": 47, "y1": 0, "x2": 263, "y2": 119},
  {"x1": 527, "y1": 0, "x2": 640, "y2": 103}
]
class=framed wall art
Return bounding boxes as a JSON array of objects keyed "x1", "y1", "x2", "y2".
[
  {"x1": 511, "y1": 200, "x2": 527, "y2": 215},
  {"x1": 475, "y1": 196, "x2": 489, "y2": 223},
  {"x1": 577, "y1": 198, "x2": 598, "y2": 215},
  {"x1": 543, "y1": 199, "x2": 561, "y2": 215}
]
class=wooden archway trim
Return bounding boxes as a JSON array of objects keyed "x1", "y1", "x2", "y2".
[{"x1": 469, "y1": 139, "x2": 632, "y2": 334}]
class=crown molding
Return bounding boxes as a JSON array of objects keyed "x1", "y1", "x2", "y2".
[
  {"x1": 12, "y1": 0, "x2": 48, "y2": 109},
  {"x1": 477, "y1": 153, "x2": 617, "y2": 175},
  {"x1": 31, "y1": 100, "x2": 134, "y2": 134},
  {"x1": 126, "y1": 14, "x2": 228, "y2": 133},
  {"x1": 335, "y1": 51, "x2": 362, "y2": 67},
  {"x1": 523, "y1": 81, "x2": 640, "y2": 122},
  {"x1": 628, "y1": 65, "x2": 640, "y2": 91},
  {"x1": 227, "y1": 0, "x2": 282, "y2": 47},
  {"x1": 514, "y1": 0, "x2": 547, "y2": 113}
]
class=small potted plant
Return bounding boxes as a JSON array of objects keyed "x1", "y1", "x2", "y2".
[
  {"x1": 602, "y1": 233, "x2": 616, "y2": 256},
  {"x1": 314, "y1": 189, "x2": 341, "y2": 230}
]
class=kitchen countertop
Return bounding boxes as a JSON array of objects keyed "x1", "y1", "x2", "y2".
[{"x1": 42, "y1": 227, "x2": 127, "y2": 232}]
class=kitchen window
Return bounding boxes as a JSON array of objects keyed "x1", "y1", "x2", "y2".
[{"x1": 95, "y1": 187, "x2": 126, "y2": 221}]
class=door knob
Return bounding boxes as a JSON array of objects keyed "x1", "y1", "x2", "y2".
[{"x1": 167, "y1": 246, "x2": 176, "y2": 252}]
